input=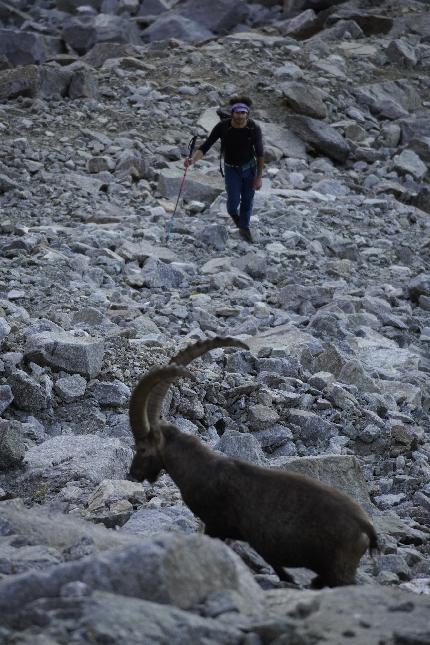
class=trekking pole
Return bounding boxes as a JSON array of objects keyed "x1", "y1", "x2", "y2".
[{"x1": 165, "y1": 135, "x2": 197, "y2": 243}]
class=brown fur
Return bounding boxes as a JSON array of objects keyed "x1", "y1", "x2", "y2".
[{"x1": 128, "y1": 337, "x2": 378, "y2": 587}]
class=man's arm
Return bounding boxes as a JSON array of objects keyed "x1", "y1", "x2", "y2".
[
  {"x1": 254, "y1": 156, "x2": 264, "y2": 190},
  {"x1": 184, "y1": 122, "x2": 222, "y2": 168}
]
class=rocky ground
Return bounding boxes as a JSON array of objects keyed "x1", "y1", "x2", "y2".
[{"x1": 1, "y1": 0, "x2": 430, "y2": 643}]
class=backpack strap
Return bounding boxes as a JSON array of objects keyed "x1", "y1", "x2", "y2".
[{"x1": 218, "y1": 118, "x2": 257, "y2": 176}]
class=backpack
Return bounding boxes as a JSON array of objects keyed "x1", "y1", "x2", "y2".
[{"x1": 215, "y1": 108, "x2": 257, "y2": 177}]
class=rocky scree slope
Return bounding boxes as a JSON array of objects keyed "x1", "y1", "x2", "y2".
[{"x1": 0, "y1": 0, "x2": 430, "y2": 643}]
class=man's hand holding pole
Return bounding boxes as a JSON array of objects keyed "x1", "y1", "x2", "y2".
[{"x1": 184, "y1": 149, "x2": 203, "y2": 169}]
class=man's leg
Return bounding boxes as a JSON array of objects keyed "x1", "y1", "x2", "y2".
[
  {"x1": 238, "y1": 167, "x2": 256, "y2": 230},
  {"x1": 224, "y1": 165, "x2": 241, "y2": 227}
]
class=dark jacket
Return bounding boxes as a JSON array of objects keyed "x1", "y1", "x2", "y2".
[{"x1": 199, "y1": 118, "x2": 264, "y2": 166}]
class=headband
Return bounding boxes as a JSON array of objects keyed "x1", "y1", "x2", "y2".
[{"x1": 231, "y1": 103, "x2": 250, "y2": 113}]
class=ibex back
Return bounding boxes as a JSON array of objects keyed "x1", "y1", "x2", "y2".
[{"x1": 128, "y1": 336, "x2": 377, "y2": 587}]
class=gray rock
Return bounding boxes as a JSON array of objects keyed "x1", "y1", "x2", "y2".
[
  {"x1": 25, "y1": 435, "x2": 132, "y2": 484},
  {"x1": 0, "y1": 540, "x2": 62, "y2": 575},
  {"x1": 279, "y1": 454, "x2": 373, "y2": 510},
  {"x1": 8, "y1": 370, "x2": 52, "y2": 411},
  {"x1": 141, "y1": 257, "x2": 186, "y2": 288},
  {"x1": 323, "y1": 383, "x2": 358, "y2": 412},
  {"x1": 54, "y1": 374, "x2": 87, "y2": 402},
  {"x1": 138, "y1": 0, "x2": 169, "y2": 17},
  {"x1": 38, "y1": 64, "x2": 72, "y2": 99},
  {"x1": 196, "y1": 223, "x2": 228, "y2": 251},
  {"x1": 0, "y1": 532, "x2": 263, "y2": 617},
  {"x1": 25, "y1": 331, "x2": 105, "y2": 379},
  {"x1": 122, "y1": 505, "x2": 200, "y2": 537},
  {"x1": 0, "y1": 30, "x2": 63, "y2": 67},
  {"x1": 287, "y1": 408, "x2": 337, "y2": 447},
  {"x1": 281, "y1": 81, "x2": 327, "y2": 119},
  {"x1": 285, "y1": 114, "x2": 351, "y2": 162},
  {"x1": 82, "y1": 41, "x2": 140, "y2": 68},
  {"x1": 386, "y1": 39, "x2": 418, "y2": 68},
  {"x1": 89, "y1": 379, "x2": 130, "y2": 406},
  {"x1": 0, "y1": 317, "x2": 11, "y2": 343},
  {"x1": 356, "y1": 79, "x2": 421, "y2": 119},
  {"x1": 141, "y1": 14, "x2": 213, "y2": 44},
  {"x1": 215, "y1": 430, "x2": 267, "y2": 465},
  {"x1": 176, "y1": 0, "x2": 249, "y2": 34},
  {"x1": 57, "y1": 0, "x2": 102, "y2": 11},
  {"x1": 233, "y1": 253, "x2": 267, "y2": 279},
  {"x1": 281, "y1": 9, "x2": 318, "y2": 39},
  {"x1": 67, "y1": 62, "x2": 98, "y2": 99},
  {"x1": 408, "y1": 273, "x2": 430, "y2": 303},
  {"x1": 0, "y1": 385, "x2": 13, "y2": 414},
  {"x1": 0, "y1": 499, "x2": 139, "y2": 553},
  {"x1": 157, "y1": 166, "x2": 224, "y2": 202},
  {"x1": 0, "y1": 65, "x2": 39, "y2": 100},
  {"x1": 393, "y1": 149, "x2": 427, "y2": 179},
  {"x1": 63, "y1": 14, "x2": 142, "y2": 55},
  {"x1": 260, "y1": 120, "x2": 308, "y2": 159},
  {"x1": 338, "y1": 359, "x2": 381, "y2": 394},
  {"x1": 265, "y1": 584, "x2": 430, "y2": 643},
  {"x1": 248, "y1": 404, "x2": 280, "y2": 431},
  {"x1": 377, "y1": 554, "x2": 411, "y2": 581},
  {"x1": 37, "y1": 590, "x2": 244, "y2": 643},
  {"x1": 316, "y1": 19, "x2": 364, "y2": 43},
  {"x1": 256, "y1": 356, "x2": 301, "y2": 379},
  {"x1": 0, "y1": 420, "x2": 26, "y2": 471}
]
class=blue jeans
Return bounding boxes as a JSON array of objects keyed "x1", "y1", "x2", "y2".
[{"x1": 224, "y1": 163, "x2": 256, "y2": 230}]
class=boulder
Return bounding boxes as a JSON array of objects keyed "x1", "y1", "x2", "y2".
[
  {"x1": 0, "y1": 532, "x2": 263, "y2": 617},
  {"x1": 63, "y1": 14, "x2": 142, "y2": 55},
  {"x1": 141, "y1": 14, "x2": 213, "y2": 44},
  {"x1": 0, "y1": 65, "x2": 39, "y2": 100},
  {"x1": 157, "y1": 166, "x2": 224, "y2": 202},
  {"x1": 356, "y1": 79, "x2": 421, "y2": 120},
  {"x1": 176, "y1": 0, "x2": 249, "y2": 34},
  {"x1": 0, "y1": 29, "x2": 63, "y2": 67},
  {"x1": 0, "y1": 420, "x2": 26, "y2": 471},
  {"x1": 285, "y1": 114, "x2": 351, "y2": 162},
  {"x1": 25, "y1": 435, "x2": 132, "y2": 484},
  {"x1": 281, "y1": 81, "x2": 327, "y2": 119},
  {"x1": 24, "y1": 331, "x2": 105, "y2": 378},
  {"x1": 279, "y1": 454, "x2": 373, "y2": 510}
]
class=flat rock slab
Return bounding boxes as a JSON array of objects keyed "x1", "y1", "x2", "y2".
[
  {"x1": 58, "y1": 591, "x2": 243, "y2": 644},
  {"x1": 347, "y1": 328, "x2": 421, "y2": 376},
  {"x1": 0, "y1": 499, "x2": 139, "y2": 554},
  {"x1": 158, "y1": 165, "x2": 224, "y2": 203},
  {"x1": 247, "y1": 324, "x2": 323, "y2": 357},
  {"x1": 0, "y1": 532, "x2": 263, "y2": 619},
  {"x1": 276, "y1": 454, "x2": 373, "y2": 511},
  {"x1": 24, "y1": 330, "x2": 104, "y2": 378},
  {"x1": 264, "y1": 585, "x2": 430, "y2": 645},
  {"x1": 0, "y1": 65, "x2": 39, "y2": 99},
  {"x1": 117, "y1": 239, "x2": 177, "y2": 262},
  {"x1": 24, "y1": 435, "x2": 132, "y2": 485}
]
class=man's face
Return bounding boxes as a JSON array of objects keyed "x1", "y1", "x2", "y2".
[{"x1": 231, "y1": 110, "x2": 248, "y2": 127}]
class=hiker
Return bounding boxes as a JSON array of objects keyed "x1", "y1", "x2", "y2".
[{"x1": 184, "y1": 96, "x2": 264, "y2": 244}]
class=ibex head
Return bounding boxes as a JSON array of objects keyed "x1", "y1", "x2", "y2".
[
  {"x1": 128, "y1": 364, "x2": 192, "y2": 482},
  {"x1": 128, "y1": 336, "x2": 248, "y2": 483}
]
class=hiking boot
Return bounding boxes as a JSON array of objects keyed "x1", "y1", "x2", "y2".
[
  {"x1": 239, "y1": 228, "x2": 253, "y2": 243},
  {"x1": 230, "y1": 214, "x2": 240, "y2": 228}
]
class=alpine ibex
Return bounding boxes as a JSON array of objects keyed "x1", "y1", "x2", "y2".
[{"x1": 128, "y1": 336, "x2": 377, "y2": 587}]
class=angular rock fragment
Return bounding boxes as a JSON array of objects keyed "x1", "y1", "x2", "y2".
[
  {"x1": 25, "y1": 331, "x2": 104, "y2": 379},
  {"x1": 285, "y1": 114, "x2": 351, "y2": 162}
]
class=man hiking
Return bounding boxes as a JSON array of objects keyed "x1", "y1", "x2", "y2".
[{"x1": 184, "y1": 96, "x2": 264, "y2": 244}]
